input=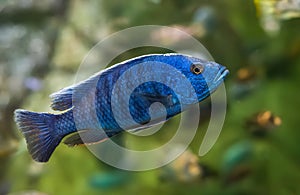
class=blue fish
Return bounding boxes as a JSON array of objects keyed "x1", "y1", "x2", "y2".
[{"x1": 14, "y1": 53, "x2": 229, "y2": 162}]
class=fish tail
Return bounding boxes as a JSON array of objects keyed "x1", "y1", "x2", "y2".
[{"x1": 14, "y1": 109, "x2": 63, "y2": 162}]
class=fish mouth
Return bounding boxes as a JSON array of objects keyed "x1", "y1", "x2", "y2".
[{"x1": 214, "y1": 67, "x2": 229, "y2": 83}]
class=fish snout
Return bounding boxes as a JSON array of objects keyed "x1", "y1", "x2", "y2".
[{"x1": 213, "y1": 66, "x2": 229, "y2": 83}]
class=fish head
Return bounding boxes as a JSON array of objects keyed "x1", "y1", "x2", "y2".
[{"x1": 174, "y1": 55, "x2": 229, "y2": 104}]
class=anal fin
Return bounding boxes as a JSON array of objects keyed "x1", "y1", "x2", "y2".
[{"x1": 63, "y1": 130, "x2": 109, "y2": 147}]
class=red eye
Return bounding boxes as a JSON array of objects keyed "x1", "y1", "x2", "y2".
[{"x1": 190, "y1": 64, "x2": 204, "y2": 74}]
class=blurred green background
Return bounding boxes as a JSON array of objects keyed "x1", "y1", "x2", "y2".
[{"x1": 1, "y1": 0, "x2": 300, "y2": 194}]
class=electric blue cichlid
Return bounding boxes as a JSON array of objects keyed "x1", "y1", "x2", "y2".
[{"x1": 14, "y1": 53, "x2": 229, "y2": 162}]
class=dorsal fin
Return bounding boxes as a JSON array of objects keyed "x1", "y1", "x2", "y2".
[
  {"x1": 50, "y1": 87, "x2": 73, "y2": 111},
  {"x1": 50, "y1": 74, "x2": 101, "y2": 111}
]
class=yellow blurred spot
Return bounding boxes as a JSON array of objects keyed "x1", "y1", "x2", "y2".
[
  {"x1": 237, "y1": 68, "x2": 251, "y2": 81},
  {"x1": 274, "y1": 116, "x2": 282, "y2": 126},
  {"x1": 257, "y1": 111, "x2": 271, "y2": 126}
]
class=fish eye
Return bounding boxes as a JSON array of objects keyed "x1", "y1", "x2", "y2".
[{"x1": 190, "y1": 64, "x2": 204, "y2": 75}]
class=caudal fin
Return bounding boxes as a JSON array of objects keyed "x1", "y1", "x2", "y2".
[{"x1": 14, "y1": 109, "x2": 63, "y2": 162}]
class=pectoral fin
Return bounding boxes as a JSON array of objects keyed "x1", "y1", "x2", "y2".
[{"x1": 137, "y1": 93, "x2": 176, "y2": 106}]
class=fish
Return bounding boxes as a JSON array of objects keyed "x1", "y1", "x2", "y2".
[
  {"x1": 14, "y1": 53, "x2": 229, "y2": 162},
  {"x1": 246, "y1": 110, "x2": 282, "y2": 137}
]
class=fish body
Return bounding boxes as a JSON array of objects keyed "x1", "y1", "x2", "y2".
[{"x1": 14, "y1": 53, "x2": 229, "y2": 162}]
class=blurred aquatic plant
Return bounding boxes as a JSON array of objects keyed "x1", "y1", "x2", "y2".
[
  {"x1": 0, "y1": 0, "x2": 65, "y2": 12},
  {"x1": 9, "y1": 190, "x2": 47, "y2": 195},
  {"x1": 254, "y1": 0, "x2": 300, "y2": 34},
  {"x1": 150, "y1": 6, "x2": 218, "y2": 45},
  {"x1": 193, "y1": 6, "x2": 217, "y2": 36},
  {"x1": 150, "y1": 25, "x2": 205, "y2": 45}
]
